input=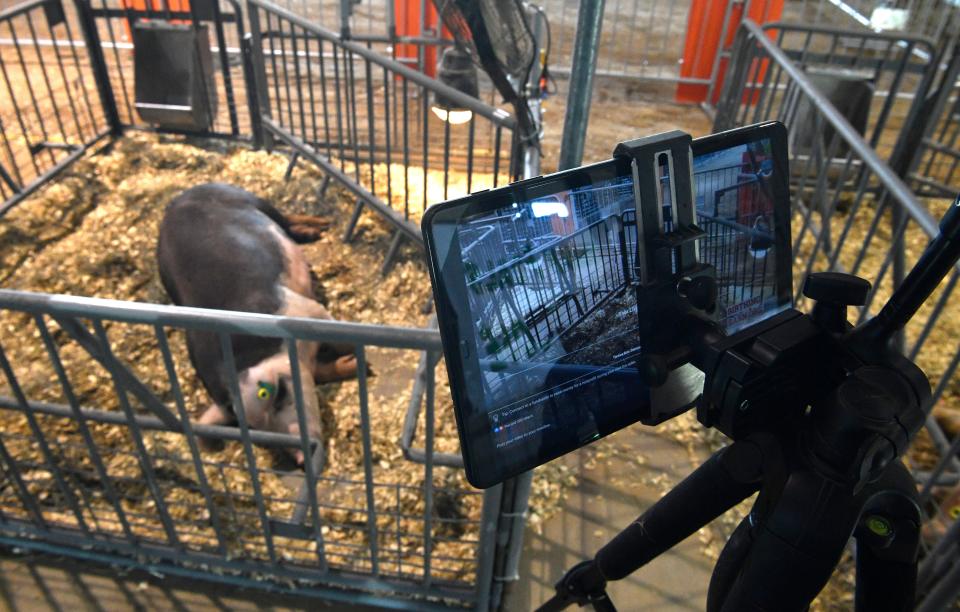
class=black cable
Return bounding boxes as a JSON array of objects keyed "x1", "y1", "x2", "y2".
[{"x1": 530, "y1": 2, "x2": 557, "y2": 96}]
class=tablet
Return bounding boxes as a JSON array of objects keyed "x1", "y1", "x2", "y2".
[{"x1": 423, "y1": 121, "x2": 792, "y2": 488}]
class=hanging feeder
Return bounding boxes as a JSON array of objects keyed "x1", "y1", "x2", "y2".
[{"x1": 133, "y1": 21, "x2": 217, "y2": 132}]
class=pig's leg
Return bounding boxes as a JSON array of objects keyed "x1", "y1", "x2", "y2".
[
  {"x1": 314, "y1": 352, "x2": 362, "y2": 383},
  {"x1": 250, "y1": 196, "x2": 330, "y2": 244},
  {"x1": 284, "y1": 214, "x2": 332, "y2": 243},
  {"x1": 278, "y1": 287, "x2": 362, "y2": 383},
  {"x1": 195, "y1": 403, "x2": 235, "y2": 451}
]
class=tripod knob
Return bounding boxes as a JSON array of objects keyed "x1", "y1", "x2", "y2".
[
  {"x1": 803, "y1": 272, "x2": 871, "y2": 305},
  {"x1": 803, "y1": 272, "x2": 871, "y2": 332}
]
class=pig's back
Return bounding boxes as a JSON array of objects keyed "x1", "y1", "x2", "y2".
[
  {"x1": 158, "y1": 183, "x2": 287, "y2": 315},
  {"x1": 157, "y1": 183, "x2": 290, "y2": 407}
]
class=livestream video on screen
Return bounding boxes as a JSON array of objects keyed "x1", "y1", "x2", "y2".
[{"x1": 454, "y1": 138, "x2": 783, "y2": 451}]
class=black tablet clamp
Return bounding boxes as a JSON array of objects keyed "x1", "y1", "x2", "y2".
[{"x1": 538, "y1": 132, "x2": 960, "y2": 611}]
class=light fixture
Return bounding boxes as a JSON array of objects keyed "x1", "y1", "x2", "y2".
[{"x1": 431, "y1": 46, "x2": 478, "y2": 125}]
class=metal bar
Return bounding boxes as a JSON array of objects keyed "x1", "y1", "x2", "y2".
[
  {"x1": 422, "y1": 349, "x2": 435, "y2": 586},
  {"x1": 421, "y1": 83, "x2": 428, "y2": 217},
  {"x1": 402, "y1": 78, "x2": 410, "y2": 219},
  {"x1": 278, "y1": 11, "x2": 295, "y2": 131},
  {"x1": 284, "y1": 340, "x2": 328, "y2": 571},
  {"x1": 364, "y1": 54, "x2": 376, "y2": 199},
  {"x1": 559, "y1": 0, "x2": 605, "y2": 171},
  {"x1": 355, "y1": 346, "x2": 379, "y2": 575},
  {"x1": 305, "y1": 30, "x2": 319, "y2": 147},
  {"x1": 0, "y1": 395, "x2": 320, "y2": 448},
  {"x1": 916, "y1": 557, "x2": 960, "y2": 612},
  {"x1": 704, "y1": 0, "x2": 739, "y2": 106},
  {"x1": 382, "y1": 65, "x2": 393, "y2": 211},
  {"x1": 71, "y1": 0, "x2": 120, "y2": 132},
  {"x1": 28, "y1": 11, "x2": 77, "y2": 144},
  {"x1": 265, "y1": 9, "x2": 283, "y2": 129},
  {"x1": 0, "y1": 31, "x2": 41, "y2": 176},
  {"x1": 0, "y1": 289, "x2": 441, "y2": 350},
  {"x1": 211, "y1": 0, "x2": 240, "y2": 137},
  {"x1": 0, "y1": 425, "x2": 45, "y2": 528},
  {"x1": 94, "y1": 0, "x2": 132, "y2": 124},
  {"x1": 381, "y1": 229, "x2": 403, "y2": 276}
]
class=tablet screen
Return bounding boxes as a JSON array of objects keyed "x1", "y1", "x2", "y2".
[{"x1": 423, "y1": 122, "x2": 791, "y2": 488}]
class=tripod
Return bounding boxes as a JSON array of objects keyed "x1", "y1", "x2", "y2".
[{"x1": 537, "y1": 198, "x2": 960, "y2": 611}]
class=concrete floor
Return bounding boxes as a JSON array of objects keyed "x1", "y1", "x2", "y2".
[{"x1": 503, "y1": 424, "x2": 713, "y2": 612}]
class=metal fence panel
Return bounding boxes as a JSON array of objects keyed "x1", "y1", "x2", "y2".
[
  {"x1": 0, "y1": 289, "x2": 495, "y2": 609},
  {"x1": 715, "y1": 20, "x2": 960, "y2": 608},
  {"x1": 245, "y1": 0, "x2": 518, "y2": 268},
  {"x1": 0, "y1": 0, "x2": 112, "y2": 217}
]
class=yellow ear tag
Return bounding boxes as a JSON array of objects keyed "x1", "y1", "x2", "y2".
[
  {"x1": 950, "y1": 505, "x2": 960, "y2": 520},
  {"x1": 257, "y1": 381, "x2": 276, "y2": 401}
]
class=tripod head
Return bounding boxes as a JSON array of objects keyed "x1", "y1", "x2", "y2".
[{"x1": 539, "y1": 131, "x2": 960, "y2": 611}]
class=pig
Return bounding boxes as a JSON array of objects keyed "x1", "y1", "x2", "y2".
[{"x1": 157, "y1": 183, "x2": 358, "y2": 464}]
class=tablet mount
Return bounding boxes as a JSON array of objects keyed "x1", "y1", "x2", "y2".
[{"x1": 538, "y1": 132, "x2": 960, "y2": 611}]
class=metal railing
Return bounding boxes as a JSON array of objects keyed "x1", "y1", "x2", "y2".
[
  {"x1": 906, "y1": 49, "x2": 960, "y2": 200},
  {"x1": 245, "y1": 0, "x2": 519, "y2": 274},
  {"x1": 715, "y1": 19, "x2": 960, "y2": 608},
  {"x1": 0, "y1": 289, "x2": 503, "y2": 609},
  {"x1": 0, "y1": 0, "x2": 111, "y2": 217},
  {"x1": 709, "y1": 22, "x2": 939, "y2": 166}
]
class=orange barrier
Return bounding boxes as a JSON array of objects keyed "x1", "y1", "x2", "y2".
[
  {"x1": 394, "y1": 0, "x2": 452, "y2": 78},
  {"x1": 121, "y1": 0, "x2": 191, "y2": 41},
  {"x1": 676, "y1": 0, "x2": 783, "y2": 104}
]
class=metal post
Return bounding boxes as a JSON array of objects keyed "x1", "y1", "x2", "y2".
[
  {"x1": 246, "y1": 6, "x2": 274, "y2": 150},
  {"x1": 72, "y1": 0, "x2": 121, "y2": 135},
  {"x1": 242, "y1": 33, "x2": 265, "y2": 149},
  {"x1": 339, "y1": 0, "x2": 352, "y2": 38},
  {"x1": 493, "y1": 470, "x2": 533, "y2": 609},
  {"x1": 558, "y1": 0, "x2": 606, "y2": 171}
]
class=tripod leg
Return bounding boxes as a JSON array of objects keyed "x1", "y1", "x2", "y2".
[
  {"x1": 707, "y1": 516, "x2": 753, "y2": 612},
  {"x1": 853, "y1": 461, "x2": 920, "y2": 612},
  {"x1": 716, "y1": 460, "x2": 921, "y2": 612},
  {"x1": 716, "y1": 470, "x2": 860, "y2": 611},
  {"x1": 595, "y1": 440, "x2": 763, "y2": 580}
]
